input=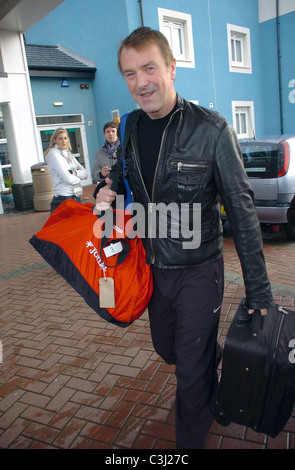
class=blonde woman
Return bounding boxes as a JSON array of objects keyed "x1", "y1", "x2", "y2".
[{"x1": 45, "y1": 128, "x2": 87, "y2": 212}]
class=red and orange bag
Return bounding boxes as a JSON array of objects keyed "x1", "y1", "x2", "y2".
[{"x1": 29, "y1": 199, "x2": 153, "y2": 327}]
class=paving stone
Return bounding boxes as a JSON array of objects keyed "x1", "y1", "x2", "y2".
[{"x1": 0, "y1": 185, "x2": 294, "y2": 449}]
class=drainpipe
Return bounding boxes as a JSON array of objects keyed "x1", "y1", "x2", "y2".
[
  {"x1": 276, "y1": 0, "x2": 283, "y2": 134},
  {"x1": 138, "y1": 0, "x2": 144, "y2": 26}
]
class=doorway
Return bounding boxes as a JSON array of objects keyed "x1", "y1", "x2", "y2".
[{"x1": 37, "y1": 114, "x2": 92, "y2": 186}]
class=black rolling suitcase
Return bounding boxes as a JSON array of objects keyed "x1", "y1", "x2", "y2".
[{"x1": 216, "y1": 298, "x2": 295, "y2": 437}]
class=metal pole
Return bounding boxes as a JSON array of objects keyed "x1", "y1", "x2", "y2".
[
  {"x1": 138, "y1": 0, "x2": 144, "y2": 26},
  {"x1": 276, "y1": 0, "x2": 283, "y2": 134}
]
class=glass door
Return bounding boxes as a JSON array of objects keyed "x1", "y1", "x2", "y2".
[
  {"x1": 37, "y1": 115, "x2": 92, "y2": 186},
  {"x1": 0, "y1": 108, "x2": 12, "y2": 192}
]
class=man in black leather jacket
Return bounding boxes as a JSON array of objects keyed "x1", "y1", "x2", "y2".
[{"x1": 95, "y1": 27, "x2": 274, "y2": 449}]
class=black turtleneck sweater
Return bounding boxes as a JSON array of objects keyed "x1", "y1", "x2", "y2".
[{"x1": 137, "y1": 106, "x2": 176, "y2": 199}]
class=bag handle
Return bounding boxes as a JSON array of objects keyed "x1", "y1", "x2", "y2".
[
  {"x1": 120, "y1": 111, "x2": 140, "y2": 208},
  {"x1": 234, "y1": 298, "x2": 252, "y2": 327},
  {"x1": 234, "y1": 298, "x2": 264, "y2": 333},
  {"x1": 100, "y1": 237, "x2": 130, "y2": 268},
  {"x1": 95, "y1": 209, "x2": 132, "y2": 268},
  {"x1": 250, "y1": 309, "x2": 264, "y2": 335}
]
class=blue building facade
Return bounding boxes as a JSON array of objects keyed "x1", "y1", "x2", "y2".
[
  {"x1": 26, "y1": 0, "x2": 295, "y2": 171},
  {"x1": 259, "y1": 5, "x2": 295, "y2": 135}
]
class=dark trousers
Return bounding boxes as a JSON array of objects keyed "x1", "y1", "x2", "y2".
[
  {"x1": 148, "y1": 258, "x2": 224, "y2": 449},
  {"x1": 50, "y1": 195, "x2": 81, "y2": 213}
]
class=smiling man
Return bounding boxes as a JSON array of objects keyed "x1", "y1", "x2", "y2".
[
  {"x1": 95, "y1": 27, "x2": 273, "y2": 449},
  {"x1": 119, "y1": 39, "x2": 176, "y2": 119}
]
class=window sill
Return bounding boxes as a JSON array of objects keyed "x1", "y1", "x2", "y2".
[{"x1": 230, "y1": 65, "x2": 252, "y2": 74}]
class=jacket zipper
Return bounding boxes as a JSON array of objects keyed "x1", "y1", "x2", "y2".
[
  {"x1": 151, "y1": 109, "x2": 180, "y2": 200},
  {"x1": 176, "y1": 162, "x2": 207, "y2": 171},
  {"x1": 131, "y1": 108, "x2": 181, "y2": 264},
  {"x1": 131, "y1": 137, "x2": 149, "y2": 201},
  {"x1": 131, "y1": 136, "x2": 157, "y2": 263}
]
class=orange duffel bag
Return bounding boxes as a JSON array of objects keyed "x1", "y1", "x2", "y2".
[{"x1": 29, "y1": 199, "x2": 153, "y2": 327}]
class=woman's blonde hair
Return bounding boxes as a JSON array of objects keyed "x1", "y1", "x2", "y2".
[{"x1": 44, "y1": 127, "x2": 72, "y2": 157}]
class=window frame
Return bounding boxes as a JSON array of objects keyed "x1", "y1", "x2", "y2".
[
  {"x1": 158, "y1": 8, "x2": 195, "y2": 69},
  {"x1": 227, "y1": 24, "x2": 252, "y2": 74},
  {"x1": 0, "y1": 108, "x2": 11, "y2": 193},
  {"x1": 36, "y1": 114, "x2": 92, "y2": 186},
  {"x1": 232, "y1": 101, "x2": 255, "y2": 139}
]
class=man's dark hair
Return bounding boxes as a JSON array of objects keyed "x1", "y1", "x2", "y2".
[
  {"x1": 103, "y1": 121, "x2": 118, "y2": 132},
  {"x1": 118, "y1": 26, "x2": 174, "y2": 73}
]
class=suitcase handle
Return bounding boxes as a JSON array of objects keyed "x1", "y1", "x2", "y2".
[
  {"x1": 234, "y1": 298, "x2": 264, "y2": 332},
  {"x1": 234, "y1": 298, "x2": 252, "y2": 327},
  {"x1": 250, "y1": 309, "x2": 264, "y2": 334}
]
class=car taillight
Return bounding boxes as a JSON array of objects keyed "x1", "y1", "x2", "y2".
[{"x1": 277, "y1": 141, "x2": 290, "y2": 177}]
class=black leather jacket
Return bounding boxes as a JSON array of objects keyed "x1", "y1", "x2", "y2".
[
  {"x1": 287, "y1": 194, "x2": 295, "y2": 226},
  {"x1": 107, "y1": 95, "x2": 273, "y2": 309}
]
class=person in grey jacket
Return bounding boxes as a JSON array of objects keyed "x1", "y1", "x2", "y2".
[
  {"x1": 91, "y1": 121, "x2": 121, "y2": 183},
  {"x1": 94, "y1": 27, "x2": 274, "y2": 449}
]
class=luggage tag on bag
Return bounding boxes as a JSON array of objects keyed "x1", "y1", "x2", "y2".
[
  {"x1": 103, "y1": 241, "x2": 123, "y2": 258},
  {"x1": 99, "y1": 241, "x2": 122, "y2": 308},
  {"x1": 99, "y1": 277, "x2": 115, "y2": 308}
]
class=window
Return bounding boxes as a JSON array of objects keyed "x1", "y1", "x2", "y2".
[
  {"x1": 163, "y1": 20, "x2": 186, "y2": 62},
  {"x1": 231, "y1": 33, "x2": 243, "y2": 65},
  {"x1": 236, "y1": 108, "x2": 247, "y2": 136},
  {"x1": 232, "y1": 101, "x2": 255, "y2": 138},
  {"x1": 241, "y1": 144, "x2": 279, "y2": 179},
  {"x1": 37, "y1": 114, "x2": 92, "y2": 185},
  {"x1": 158, "y1": 8, "x2": 195, "y2": 68},
  {"x1": 36, "y1": 114, "x2": 83, "y2": 126},
  {"x1": 227, "y1": 24, "x2": 252, "y2": 74},
  {"x1": 0, "y1": 50, "x2": 4, "y2": 74},
  {"x1": 0, "y1": 108, "x2": 12, "y2": 192},
  {"x1": 111, "y1": 109, "x2": 120, "y2": 121}
]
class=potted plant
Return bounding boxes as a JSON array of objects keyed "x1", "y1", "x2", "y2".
[{"x1": 1, "y1": 170, "x2": 14, "y2": 203}]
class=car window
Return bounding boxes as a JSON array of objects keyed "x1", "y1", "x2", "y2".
[{"x1": 241, "y1": 144, "x2": 278, "y2": 178}]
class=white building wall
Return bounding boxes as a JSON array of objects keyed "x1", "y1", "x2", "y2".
[
  {"x1": 0, "y1": 0, "x2": 64, "y2": 214},
  {"x1": 259, "y1": 0, "x2": 295, "y2": 22},
  {"x1": 0, "y1": 30, "x2": 43, "y2": 185}
]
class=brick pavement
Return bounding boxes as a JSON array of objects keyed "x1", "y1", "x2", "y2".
[{"x1": 0, "y1": 185, "x2": 294, "y2": 450}]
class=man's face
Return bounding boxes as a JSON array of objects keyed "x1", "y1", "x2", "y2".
[
  {"x1": 104, "y1": 126, "x2": 118, "y2": 145},
  {"x1": 120, "y1": 43, "x2": 176, "y2": 119}
]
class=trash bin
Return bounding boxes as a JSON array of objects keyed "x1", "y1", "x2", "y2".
[
  {"x1": 12, "y1": 183, "x2": 34, "y2": 211},
  {"x1": 31, "y1": 163, "x2": 53, "y2": 211}
]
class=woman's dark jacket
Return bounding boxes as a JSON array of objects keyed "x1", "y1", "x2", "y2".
[{"x1": 101, "y1": 95, "x2": 273, "y2": 310}]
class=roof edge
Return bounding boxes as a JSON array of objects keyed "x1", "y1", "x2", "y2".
[{"x1": 56, "y1": 43, "x2": 96, "y2": 68}]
